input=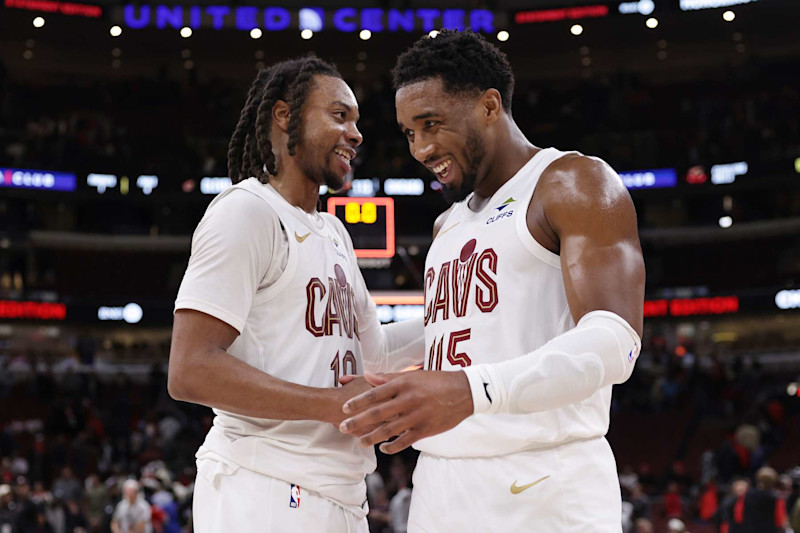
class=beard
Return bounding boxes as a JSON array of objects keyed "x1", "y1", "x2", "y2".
[
  {"x1": 441, "y1": 124, "x2": 486, "y2": 204},
  {"x1": 298, "y1": 143, "x2": 348, "y2": 191}
]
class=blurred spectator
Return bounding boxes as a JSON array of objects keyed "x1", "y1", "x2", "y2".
[
  {"x1": 619, "y1": 464, "x2": 638, "y2": 493},
  {"x1": 664, "y1": 482, "x2": 684, "y2": 519},
  {"x1": 82, "y1": 474, "x2": 107, "y2": 531},
  {"x1": 110, "y1": 480, "x2": 151, "y2": 533},
  {"x1": 790, "y1": 496, "x2": 800, "y2": 532},
  {"x1": 726, "y1": 466, "x2": 787, "y2": 533},
  {"x1": 634, "y1": 517, "x2": 654, "y2": 533},
  {"x1": 667, "y1": 461, "x2": 694, "y2": 494},
  {"x1": 697, "y1": 479, "x2": 719, "y2": 522},
  {"x1": 667, "y1": 518, "x2": 687, "y2": 532},
  {"x1": 721, "y1": 478, "x2": 750, "y2": 530},
  {"x1": 52, "y1": 468, "x2": 82, "y2": 503},
  {"x1": 628, "y1": 483, "x2": 651, "y2": 523},
  {"x1": 64, "y1": 499, "x2": 88, "y2": 532},
  {"x1": 389, "y1": 482, "x2": 411, "y2": 533},
  {"x1": 366, "y1": 486, "x2": 390, "y2": 533},
  {"x1": 0, "y1": 484, "x2": 15, "y2": 531}
]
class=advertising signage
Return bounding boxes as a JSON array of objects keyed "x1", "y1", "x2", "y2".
[
  {"x1": 122, "y1": 5, "x2": 495, "y2": 33},
  {"x1": 1, "y1": 168, "x2": 77, "y2": 192},
  {"x1": 619, "y1": 168, "x2": 678, "y2": 190}
]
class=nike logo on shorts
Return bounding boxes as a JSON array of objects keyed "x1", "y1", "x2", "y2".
[{"x1": 510, "y1": 476, "x2": 550, "y2": 494}]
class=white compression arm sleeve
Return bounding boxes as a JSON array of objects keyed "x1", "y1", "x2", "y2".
[
  {"x1": 463, "y1": 310, "x2": 641, "y2": 415},
  {"x1": 359, "y1": 317, "x2": 425, "y2": 374}
]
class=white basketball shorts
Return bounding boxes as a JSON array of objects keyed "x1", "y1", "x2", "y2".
[
  {"x1": 193, "y1": 454, "x2": 368, "y2": 533},
  {"x1": 408, "y1": 436, "x2": 622, "y2": 532}
]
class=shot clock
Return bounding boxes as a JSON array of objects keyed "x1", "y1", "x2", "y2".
[{"x1": 326, "y1": 197, "x2": 395, "y2": 258}]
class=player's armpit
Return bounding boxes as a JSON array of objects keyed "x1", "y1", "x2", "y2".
[{"x1": 539, "y1": 155, "x2": 645, "y2": 335}]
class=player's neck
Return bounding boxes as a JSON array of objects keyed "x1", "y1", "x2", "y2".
[
  {"x1": 269, "y1": 168, "x2": 320, "y2": 213},
  {"x1": 472, "y1": 122, "x2": 539, "y2": 205}
]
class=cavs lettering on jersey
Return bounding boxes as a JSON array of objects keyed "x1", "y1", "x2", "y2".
[
  {"x1": 306, "y1": 263, "x2": 360, "y2": 339},
  {"x1": 415, "y1": 148, "x2": 614, "y2": 458},
  {"x1": 176, "y1": 178, "x2": 374, "y2": 517}
]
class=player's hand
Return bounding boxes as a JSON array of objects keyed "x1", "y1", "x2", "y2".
[
  {"x1": 327, "y1": 376, "x2": 375, "y2": 426},
  {"x1": 338, "y1": 371, "x2": 473, "y2": 454}
]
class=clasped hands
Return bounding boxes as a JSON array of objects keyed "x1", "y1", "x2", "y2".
[{"x1": 337, "y1": 370, "x2": 474, "y2": 454}]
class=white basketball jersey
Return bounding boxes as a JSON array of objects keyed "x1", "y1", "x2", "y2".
[
  {"x1": 415, "y1": 148, "x2": 614, "y2": 458},
  {"x1": 190, "y1": 180, "x2": 374, "y2": 513}
]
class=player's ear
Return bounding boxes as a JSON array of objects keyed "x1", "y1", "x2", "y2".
[
  {"x1": 479, "y1": 89, "x2": 503, "y2": 125},
  {"x1": 273, "y1": 100, "x2": 291, "y2": 133}
]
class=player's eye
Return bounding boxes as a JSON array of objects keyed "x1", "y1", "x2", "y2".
[
  {"x1": 334, "y1": 111, "x2": 347, "y2": 119},
  {"x1": 404, "y1": 130, "x2": 415, "y2": 141},
  {"x1": 424, "y1": 120, "x2": 438, "y2": 129}
]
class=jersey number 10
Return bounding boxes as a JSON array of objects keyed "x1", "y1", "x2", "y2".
[{"x1": 330, "y1": 350, "x2": 357, "y2": 387}]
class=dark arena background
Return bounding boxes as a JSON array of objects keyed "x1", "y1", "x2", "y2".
[{"x1": 1, "y1": 0, "x2": 800, "y2": 531}]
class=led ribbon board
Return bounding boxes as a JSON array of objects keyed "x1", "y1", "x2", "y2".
[
  {"x1": 122, "y1": 6, "x2": 494, "y2": 33},
  {"x1": 1, "y1": 168, "x2": 77, "y2": 191},
  {"x1": 619, "y1": 168, "x2": 678, "y2": 190}
]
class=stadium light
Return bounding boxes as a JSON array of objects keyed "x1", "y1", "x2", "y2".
[
  {"x1": 359, "y1": 29, "x2": 372, "y2": 40},
  {"x1": 301, "y1": 29, "x2": 313, "y2": 40},
  {"x1": 110, "y1": 25, "x2": 122, "y2": 37},
  {"x1": 180, "y1": 27, "x2": 192, "y2": 38},
  {"x1": 33, "y1": 16, "x2": 45, "y2": 28},
  {"x1": 718, "y1": 216, "x2": 733, "y2": 228},
  {"x1": 570, "y1": 24, "x2": 583, "y2": 36},
  {"x1": 619, "y1": 0, "x2": 655, "y2": 15},
  {"x1": 497, "y1": 30, "x2": 509, "y2": 42},
  {"x1": 250, "y1": 28, "x2": 262, "y2": 39},
  {"x1": 429, "y1": 30, "x2": 440, "y2": 38},
  {"x1": 646, "y1": 18, "x2": 658, "y2": 29},
  {"x1": 795, "y1": 157, "x2": 800, "y2": 174},
  {"x1": 723, "y1": 10, "x2": 735, "y2": 21}
]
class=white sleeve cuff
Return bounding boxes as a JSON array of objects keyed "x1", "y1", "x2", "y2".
[{"x1": 463, "y1": 365, "x2": 503, "y2": 415}]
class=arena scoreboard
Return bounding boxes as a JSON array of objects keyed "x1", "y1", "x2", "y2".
[{"x1": 326, "y1": 197, "x2": 395, "y2": 258}]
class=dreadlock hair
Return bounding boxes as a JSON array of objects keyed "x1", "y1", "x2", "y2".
[
  {"x1": 392, "y1": 29, "x2": 515, "y2": 114},
  {"x1": 227, "y1": 55, "x2": 341, "y2": 184}
]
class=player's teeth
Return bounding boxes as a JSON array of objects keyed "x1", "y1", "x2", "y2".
[{"x1": 434, "y1": 160, "x2": 451, "y2": 174}]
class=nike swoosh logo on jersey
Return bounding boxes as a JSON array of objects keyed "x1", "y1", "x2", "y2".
[
  {"x1": 436, "y1": 222, "x2": 461, "y2": 239},
  {"x1": 294, "y1": 231, "x2": 311, "y2": 243},
  {"x1": 510, "y1": 475, "x2": 550, "y2": 495}
]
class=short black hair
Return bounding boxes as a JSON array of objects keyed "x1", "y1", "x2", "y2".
[
  {"x1": 227, "y1": 54, "x2": 341, "y2": 184},
  {"x1": 392, "y1": 30, "x2": 514, "y2": 113}
]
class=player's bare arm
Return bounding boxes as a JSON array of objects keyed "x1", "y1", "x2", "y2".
[
  {"x1": 533, "y1": 154, "x2": 645, "y2": 336},
  {"x1": 169, "y1": 309, "x2": 372, "y2": 426},
  {"x1": 339, "y1": 155, "x2": 645, "y2": 453}
]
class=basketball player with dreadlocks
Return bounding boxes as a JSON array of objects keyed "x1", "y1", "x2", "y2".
[
  {"x1": 168, "y1": 56, "x2": 424, "y2": 532},
  {"x1": 338, "y1": 31, "x2": 646, "y2": 531}
]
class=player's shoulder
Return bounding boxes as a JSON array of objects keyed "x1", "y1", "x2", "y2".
[
  {"x1": 320, "y1": 210, "x2": 348, "y2": 236},
  {"x1": 320, "y1": 211, "x2": 355, "y2": 245},
  {"x1": 202, "y1": 179, "x2": 281, "y2": 234},
  {"x1": 432, "y1": 204, "x2": 458, "y2": 239},
  {"x1": 210, "y1": 179, "x2": 278, "y2": 217},
  {"x1": 538, "y1": 153, "x2": 629, "y2": 211}
]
